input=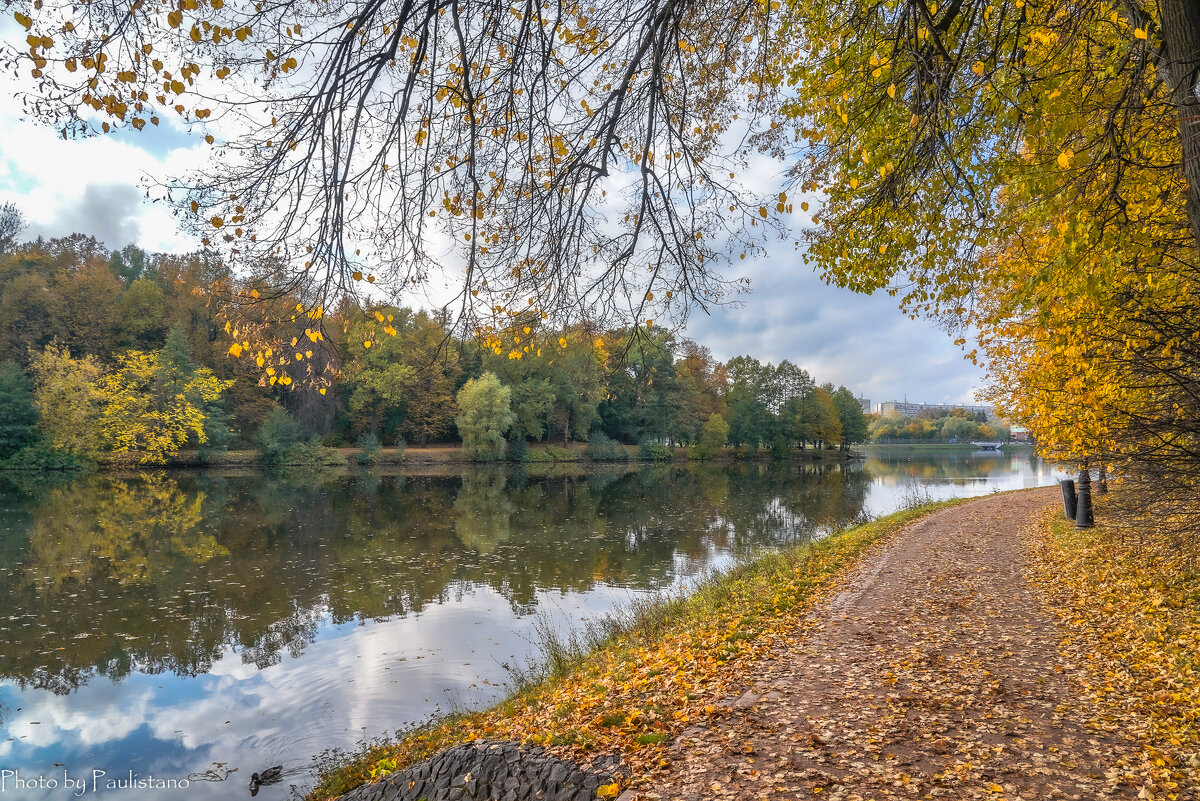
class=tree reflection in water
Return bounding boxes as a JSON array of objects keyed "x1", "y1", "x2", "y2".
[{"x1": 0, "y1": 462, "x2": 871, "y2": 693}]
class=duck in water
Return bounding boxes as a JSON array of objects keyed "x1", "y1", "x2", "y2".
[{"x1": 248, "y1": 765, "x2": 283, "y2": 797}]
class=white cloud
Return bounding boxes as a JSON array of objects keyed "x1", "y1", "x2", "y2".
[
  {"x1": 0, "y1": 34, "x2": 984, "y2": 405},
  {"x1": 0, "y1": 76, "x2": 205, "y2": 252}
]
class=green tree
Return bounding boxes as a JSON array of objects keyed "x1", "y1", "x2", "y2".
[
  {"x1": 117, "y1": 277, "x2": 166, "y2": 349},
  {"x1": 940, "y1": 417, "x2": 978, "y2": 442},
  {"x1": 392, "y1": 310, "x2": 460, "y2": 444},
  {"x1": 341, "y1": 309, "x2": 416, "y2": 438},
  {"x1": 0, "y1": 361, "x2": 39, "y2": 459},
  {"x1": 254, "y1": 407, "x2": 303, "y2": 463},
  {"x1": 455, "y1": 372, "x2": 516, "y2": 461},
  {"x1": 693, "y1": 413, "x2": 730, "y2": 460},
  {"x1": 831, "y1": 386, "x2": 869, "y2": 449},
  {"x1": 725, "y1": 356, "x2": 775, "y2": 447}
]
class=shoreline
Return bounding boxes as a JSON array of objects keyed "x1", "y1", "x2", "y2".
[
  {"x1": 307, "y1": 488, "x2": 1200, "y2": 800},
  {"x1": 0, "y1": 444, "x2": 868, "y2": 472},
  {"x1": 305, "y1": 498, "x2": 966, "y2": 800},
  {"x1": 0, "y1": 442, "x2": 1039, "y2": 474}
]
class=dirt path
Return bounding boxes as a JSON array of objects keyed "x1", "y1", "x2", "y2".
[{"x1": 637, "y1": 488, "x2": 1139, "y2": 801}]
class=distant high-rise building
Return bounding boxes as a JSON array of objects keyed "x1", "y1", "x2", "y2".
[
  {"x1": 876, "y1": 400, "x2": 993, "y2": 418},
  {"x1": 858, "y1": 396, "x2": 871, "y2": 414}
]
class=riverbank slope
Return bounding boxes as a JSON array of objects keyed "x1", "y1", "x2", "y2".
[{"x1": 313, "y1": 488, "x2": 1200, "y2": 800}]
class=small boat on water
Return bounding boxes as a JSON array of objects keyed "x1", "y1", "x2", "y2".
[{"x1": 971, "y1": 441, "x2": 1004, "y2": 450}]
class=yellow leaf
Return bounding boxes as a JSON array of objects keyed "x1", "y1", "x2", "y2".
[
  {"x1": 319, "y1": 387, "x2": 326, "y2": 395},
  {"x1": 1134, "y1": 27, "x2": 1147, "y2": 39},
  {"x1": 352, "y1": 270, "x2": 363, "y2": 281},
  {"x1": 596, "y1": 784, "x2": 619, "y2": 799},
  {"x1": 211, "y1": 216, "x2": 224, "y2": 228},
  {"x1": 972, "y1": 60, "x2": 985, "y2": 76},
  {"x1": 1057, "y1": 150, "x2": 1073, "y2": 169},
  {"x1": 228, "y1": 343, "x2": 243, "y2": 357},
  {"x1": 363, "y1": 340, "x2": 372, "y2": 348},
  {"x1": 887, "y1": 83, "x2": 896, "y2": 98},
  {"x1": 167, "y1": 9, "x2": 182, "y2": 28}
]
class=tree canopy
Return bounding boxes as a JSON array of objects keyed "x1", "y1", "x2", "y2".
[
  {"x1": 781, "y1": 0, "x2": 1200, "y2": 525},
  {"x1": 3, "y1": 0, "x2": 790, "y2": 351}
]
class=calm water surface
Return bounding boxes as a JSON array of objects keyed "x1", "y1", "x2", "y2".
[{"x1": 0, "y1": 451, "x2": 1062, "y2": 799}]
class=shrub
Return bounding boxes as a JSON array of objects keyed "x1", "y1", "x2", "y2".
[
  {"x1": 254, "y1": 408, "x2": 303, "y2": 464},
  {"x1": 545, "y1": 444, "x2": 580, "y2": 462},
  {"x1": 356, "y1": 432, "x2": 382, "y2": 465},
  {"x1": 198, "y1": 404, "x2": 237, "y2": 462},
  {"x1": 5, "y1": 440, "x2": 80, "y2": 471},
  {"x1": 770, "y1": 437, "x2": 791, "y2": 460},
  {"x1": 279, "y1": 439, "x2": 345, "y2": 467},
  {"x1": 506, "y1": 433, "x2": 528, "y2": 462},
  {"x1": 586, "y1": 432, "x2": 629, "y2": 461},
  {"x1": 637, "y1": 441, "x2": 673, "y2": 461}
]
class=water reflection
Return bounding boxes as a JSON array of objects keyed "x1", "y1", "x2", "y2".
[
  {"x1": 0, "y1": 462, "x2": 866, "y2": 696},
  {"x1": 0, "y1": 453, "x2": 1057, "y2": 799}
]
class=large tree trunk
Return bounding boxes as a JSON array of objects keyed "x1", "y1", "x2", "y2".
[{"x1": 1160, "y1": 0, "x2": 1200, "y2": 248}]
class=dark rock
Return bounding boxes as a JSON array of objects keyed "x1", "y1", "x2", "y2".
[{"x1": 332, "y1": 740, "x2": 620, "y2": 801}]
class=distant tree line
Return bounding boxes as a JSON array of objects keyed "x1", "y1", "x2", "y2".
[
  {"x1": 0, "y1": 228, "x2": 868, "y2": 465},
  {"x1": 867, "y1": 408, "x2": 1010, "y2": 444}
]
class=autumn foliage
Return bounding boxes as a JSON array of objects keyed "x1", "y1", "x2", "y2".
[
  {"x1": 308, "y1": 503, "x2": 957, "y2": 800},
  {"x1": 784, "y1": 0, "x2": 1200, "y2": 527}
]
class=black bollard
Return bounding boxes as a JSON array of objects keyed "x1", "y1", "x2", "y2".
[
  {"x1": 1075, "y1": 468, "x2": 1095, "y2": 528},
  {"x1": 1060, "y1": 479, "x2": 1077, "y2": 520}
]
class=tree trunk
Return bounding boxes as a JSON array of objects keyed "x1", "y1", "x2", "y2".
[{"x1": 1160, "y1": 0, "x2": 1200, "y2": 248}]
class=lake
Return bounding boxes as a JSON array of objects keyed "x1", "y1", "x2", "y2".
[{"x1": 0, "y1": 450, "x2": 1063, "y2": 799}]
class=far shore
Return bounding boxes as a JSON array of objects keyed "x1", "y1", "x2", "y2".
[{"x1": 1, "y1": 440, "x2": 1038, "y2": 473}]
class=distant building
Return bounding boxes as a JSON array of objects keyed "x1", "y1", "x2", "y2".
[
  {"x1": 876, "y1": 400, "x2": 994, "y2": 419},
  {"x1": 858, "y1": 396, "x2": 871, "y2": 414},
  {"x1": 1009, "y1": 425, "x2": 1031, "y2": 442}
]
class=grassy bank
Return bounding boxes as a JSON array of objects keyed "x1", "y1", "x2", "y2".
[
  {"x1": 308, "y1": 499, "x2": 964, "y2": 800},
  {"x1": 1026, "y1": 503, "x2": 1200, "y2": 797}
]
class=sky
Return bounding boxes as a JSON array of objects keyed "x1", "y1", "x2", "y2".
[{"x1": 0, "y1": 31, "x2": 988, "y2": 408}]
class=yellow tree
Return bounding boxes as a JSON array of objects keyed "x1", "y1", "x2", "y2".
[
  {"x1": 100, "y1": 349, "x2": 232, "y2": 464},
  {"x1": 780, "y1": 0, "x2": 1200, "y2": 520},
  {"x1": 28, "y1": 343, "x2": 107, "y2": 459}
]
